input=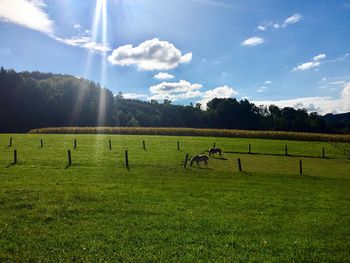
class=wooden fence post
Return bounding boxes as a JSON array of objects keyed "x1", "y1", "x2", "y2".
[
  {"x1": 322, "y1": 147, "x2": 325, "y2": 158},
  {"x1": 109, "y1": 140, "x2": 112, "y2": 150},
  {"x1": 177, "y1": 141, "x2": 180, "y2": 151},
  {"x1": 74, "y1": 139, "x2": 77, "y2": 150},
  {"x1": 213, "y1": 142, "x2": 216, "y2": 148},
  {"x1": 143, "y1": 140, "x2": 146, "y2": 150},
  {"x1": 299, "y1": 160, "x2": 303, "y2": 175},
  {"x1": 9, "y1": 137, "x2": 12, "y2": 147},
  {"x1": 285, "y1": 145, "x2": 288, "y2": 156},
  {"x1": 68, "y1": 150, "x2": 72, "y2": 166},
  {"x1": 40, "y1": 139, "x2": 43, "y2": 148},
  {"x1": 238, "y1": 158, "x2": 242, "y2": 172},
  {"x1": 184, "y1": 154, "x2": 189, "y2": 168},
  {"x1": 249, "y1": 144, "x2": 251, "y2": 154},
  {"x1": 125, "y1": 150, "x2": 129, "y2": 170}
]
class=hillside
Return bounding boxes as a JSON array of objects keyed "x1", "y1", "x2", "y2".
[{"x1": 0, "y1": 67, "x2": 349, "y2": 133}]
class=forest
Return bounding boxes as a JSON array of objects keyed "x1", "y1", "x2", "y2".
[{"x1": 0, "y1": 67, "x2": 349, "y2": 133}]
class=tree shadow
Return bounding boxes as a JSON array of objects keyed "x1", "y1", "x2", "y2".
[
  {"x1": 190, "y1": 165, "x2": 213, "y2": 170},
  {"x1": 6, "y1": 161, "x2": 18, "y2": 168},
  {"x1": 239, "y1": 171, "x2": 252, "y2": 176}
]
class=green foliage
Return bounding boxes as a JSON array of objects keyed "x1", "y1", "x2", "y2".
[
  {"x1": 0, "y1": 68, "x2": 349, "y2": 133},
  {"x1": 0, "y1": 134, "x2": 349, "y2": 261},
  {"x1": 126, "y1": 117, "x2": 140, "y2": 127}
]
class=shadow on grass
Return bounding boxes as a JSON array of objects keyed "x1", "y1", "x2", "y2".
[
  {"x1": 239, "y1": 171, "x2": 252, "y2": 176},
  {"x1": 190, "y1": 165, "x2": 213, "y2": 170},
  {"x1": 211, "y1": 156, "x2": 228, "y2": 160},
  {"x1": 224, "y1": 151, "x2": 343, "y2": 160},
  {"x1": 6, "y1": 162, "x2": 18, "y2": 168}
]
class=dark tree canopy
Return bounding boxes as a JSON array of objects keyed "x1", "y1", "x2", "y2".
[{"x1": 0, "y1": 68, "x2": 349, "y2": 133}]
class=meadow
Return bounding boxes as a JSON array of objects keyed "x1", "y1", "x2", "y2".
[{"x1": 0, "y1": 133, "x2": 349, "y2": 262}]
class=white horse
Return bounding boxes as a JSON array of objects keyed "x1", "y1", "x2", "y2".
[{"x1": 190, "y1": 154, "x2": 209, "y2": 166}]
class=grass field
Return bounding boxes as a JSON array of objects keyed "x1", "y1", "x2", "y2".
[{"x1": 0, "y1": 134, "x2": 350, "y2": 262}]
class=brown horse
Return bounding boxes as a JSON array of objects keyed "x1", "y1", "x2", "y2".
[
  {"x1": 209, "y1": 147, "x2": 222, "y2": 157},
  {"x1": 190, "y1": 154, "x2": 209, "y2": 166}
]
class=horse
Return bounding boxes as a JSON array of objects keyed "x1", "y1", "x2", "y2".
[
  {"x1": 209, "y1": 147, "x2": 222, "y2": 157},
  {"x1": 190, "y1": 154, "x2": 209, "y2": 166}
]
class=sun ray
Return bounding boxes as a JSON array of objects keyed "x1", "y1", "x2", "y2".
[{"x1": 97, "y1": 0, "x2": 108, "y2": 126}]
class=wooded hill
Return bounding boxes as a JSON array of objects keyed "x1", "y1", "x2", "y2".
[{"x1": 0, "y1": 67, "x2": 349, "y2": 133}]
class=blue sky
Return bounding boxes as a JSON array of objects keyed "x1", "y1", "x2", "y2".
[{"x1": 0, "y1": 0, "x2": 350, "y2": 114}]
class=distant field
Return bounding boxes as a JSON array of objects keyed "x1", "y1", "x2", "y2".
[
  {"x1": 0, "y1": 134, "x2": 349, "y2": 262},
  {"x1": 29, "y1": 127, "x2": 350, "y2": 142}
]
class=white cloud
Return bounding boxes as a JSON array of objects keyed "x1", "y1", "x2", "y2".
[
  {"x1": 150, "y1": 80, "x2": 202, "y2": 97},
  {"x1": 329, "y1": 81, "x2": 346, "y2": 85},
  {"x1": 313, "y1": 53, "x2": 326, "y2": 61},
  {"x1": 282, "y1": 13, "x2": 303, "y2": 27},
  {"x1": 257, "y1": 86, "x2": 268, "y2": 93},
  {"x1": 257, "y1": 25, "x2": 267, "y2": 31},
  {"x1": 148, "y1": 80, "x2": 237, "y2": 106},
  {"x1": 0, "y1": 0, "x2": 110, "y2": 54},
  {"x1": 55, "y1": 36, "x2": 111, "y2": 53},
  {"x1": 293, "y1": 53, "x2": 326, "y2": 71},
  {"x1": 257, "y1": 13, "x2": 302, "y2": 31},
  {"x1": 123, "y1": 93, "x2": 148, "y2": 100},
  {"x1": 293, "y1": 61, "x2": 320, "y2": 71},
  {"x1": 73, "y1": 24, "x2": 82, "y2": 30},
  {"x1": 108, "y1": 38, "x2": 192, "y2": 70},
  {"x1": 264, "y1": 80, "x2": 272, "y2": 84},
  {"x1": 242, "y1": 37, "x2": 264, "y2": 47},
  {"x1": 197, "y1": 85, "x2": 238, "y2": 108},
  {"x1": 0, "y1": 0, "x2": 54, "y2": 35},
  {"x1": 154, "y1": 72, "x2": 175, "y2": 80},
  {"x1": 254, "y1": 83, "x2": 350, "y2": 114}
]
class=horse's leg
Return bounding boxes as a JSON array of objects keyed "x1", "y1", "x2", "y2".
[{"x1": 196, "y1": 160, "x2": 199, "y2": 166}]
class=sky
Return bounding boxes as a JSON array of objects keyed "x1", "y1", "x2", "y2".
[{"x1": 0, "y1": 0, "x2": 350, "y2": 114}]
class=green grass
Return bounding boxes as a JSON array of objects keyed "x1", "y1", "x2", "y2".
[{"x1": 0, "y1": 134, "x2": 349, "y2": 262}]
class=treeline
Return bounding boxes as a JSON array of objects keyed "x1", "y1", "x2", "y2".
[{"x1": 0, "y1": 68, "x2": 349, "y2": 133}]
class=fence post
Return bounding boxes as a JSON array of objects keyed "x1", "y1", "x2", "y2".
[
  {"x1": 143, "y1": 140, "x2": 146, "y2": 150},
  {"x1": 184, "y1": 154, "x2": 189, "y2": 168},
  {"x1": 40, "y1": 139, "x2": 43, "y2": 148},
  {"x1": 125, "y1": 150, "x2": 129, "y2": 170},
  {"x1": 322, "y1": 147, "x2": 325, "y2": 158},
  {"x1": 13, "y1": 149, "x2": 17, "y2": 164},
  {"x1": 249, "y1": 144, "x2": 251, "y2": 154},
  {"x1": 285, "y1": 145, "x2": 288, "y2": 156},
  {"x1": 9, "y1": 137, "x2": 12, "y2": 147},
  {"x1": 74, "y1": 139, "x2": 77, "y2": 150},
  {"x1": 177, "y1": 141, "x2": 180, "y2": 151},
  {"x1": 238, "y1": 158, "x2": 242, "y2": 172},
  {"x1": 213, "y1": 142, "x2": 216, "y2": 148},
  {"x1": 68, "y1": 150, "x2": 72, "y2": 166},
  {"x1": 299, "y1": 160, "x2": 303, "y2": 175}
]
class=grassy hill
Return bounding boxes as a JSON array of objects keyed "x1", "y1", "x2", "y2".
[{"x1": 0, "y1": 134, "x2": 349, "y2": 261}]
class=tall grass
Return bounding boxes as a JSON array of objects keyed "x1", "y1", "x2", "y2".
[{"x1": 28, "y1": 127, "x2": 350, "y2": 142}]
